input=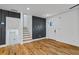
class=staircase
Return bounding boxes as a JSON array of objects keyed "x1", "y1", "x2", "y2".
[{"x1": 23, "y1": 27, "x2": 32, "y2": 42}]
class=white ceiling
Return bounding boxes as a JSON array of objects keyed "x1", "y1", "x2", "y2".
[{"x1": 0, "y1": 4, "x2": 75, "y2": 18}]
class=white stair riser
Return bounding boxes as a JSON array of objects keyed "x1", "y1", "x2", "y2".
[{"x1": 23, "y1": 27, "x2": 32, "y2": 42}]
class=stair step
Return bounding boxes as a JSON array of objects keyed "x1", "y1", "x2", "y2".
[
  {"x1": 23, "y1": 34, "x2": 32, "y2": 36},
  {"x1": 23, "y1": 38, "x2": 32, "y2": 40},
  {"x1": 23, "y1": 29, "x2": 28, "y2": 30},
  {"x1": 23, "y1": 32, "x2": 29, "y2": 33},
  {"x1": 23, "y1": 32, "x2": 30, "y2": 34},
  {"x1": 23, "y1": 27, "x2": 27, "y2": 29},
  {"x1": 23, "y1": 36, "x2": 32, "y2": 38},
  {"x1": 23, "y1": 36, "x2": 31, "y2": 37},
  {"x1": 23, "y1": 27, "x2": 32, "y2": 41},
  {"x1": 23, "y1": 35, "x2": 31, "y2": 36},
  {"x1": 23, "y1": 34, "x2": 30, "y2": 35},
  {"x1": 23, "y1": 37, "x2": 32, "y2": 38},
  {"x1": 23, "y1": 36, "x2": 32, "y2": 37},
  {"x1": 23, "y1": 35, "x2": 31, "y2": 37},
  {"x1": 23, "y1": 31, "x2": 29, "y2": 32},
  {"x1": 23, "y1": 30, "x2": 28, "y2": 31},
  {"x1": 23, "y1": 34, "x2": 31, "y2": 36},
  {"x1": 23, "y1": 31, "x2": 28, "y2": 32},
  {"x1": 23, "y1": 33, "x2": 30, "y2": 35},
  {"x1": 23, "y1": 39, "x2": 32, "y2": 41}
]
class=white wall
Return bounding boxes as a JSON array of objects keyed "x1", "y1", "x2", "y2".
[
  {"x1": 20, "y1": 12, "x2": 23, "y2": 44},
  {"x1": 46, "y1": 8, "x2": 79, "y2": 46},
  {"x1": 6, "y1": 17, "x2": 21, "y2": 45},
  {"x1": 23, "y1": 15, "x2": 28, "y2": 27},
  {"x1": 23, "y1": 15, "x2": 32, "y2": 35},
  {"x1": 6, "y1": 12, "x2": 23, "y2": 45}
]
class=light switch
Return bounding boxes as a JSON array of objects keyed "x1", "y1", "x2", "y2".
[
  {"x1": 54, "y1": 29, "x2": 56, "y2": 33},
  {"x1": 1, "y1": 22, "x2": 4, "y2": 25}
]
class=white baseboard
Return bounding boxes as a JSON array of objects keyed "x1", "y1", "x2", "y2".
[
  {"x1": 0, "y1": 37, "x2": 46, "y2": 48},
  {"x1": 46, "y1": 37, "x2": 79, "y2": 47},
  {"x1": 0, "y1": 44, "x2": 7, "y2": 48},
  {"x1": 23, "y1": 37, "x2": 46, "y2": 44}
]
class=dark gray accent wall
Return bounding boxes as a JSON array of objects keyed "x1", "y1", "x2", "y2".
[
  {"x1": 0, "y1": 9, "x2": 20, "y2": 45},
  {"x1": 32, "y1": 16, "x2": 46, "y2": 39}
]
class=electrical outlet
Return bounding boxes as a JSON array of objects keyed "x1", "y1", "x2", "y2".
[{"x1": 54, "y1": 29, "x2": 56, "y2": 33}]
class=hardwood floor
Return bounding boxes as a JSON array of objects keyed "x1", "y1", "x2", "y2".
[{"x1": 0, "y1": 39, "x2": 79, "y2": 55}]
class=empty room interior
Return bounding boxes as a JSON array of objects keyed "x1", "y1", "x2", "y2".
[{"x1": 0, "y1": 4, "x2": 79, "y2": 55}]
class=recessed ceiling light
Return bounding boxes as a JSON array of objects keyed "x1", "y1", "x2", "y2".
[
  {"x1": 27, "y1": 8, "x2": 30, "y2": 10},
  {"x1": 45, "y1": 14, "x2": 51, "y2": 17}
]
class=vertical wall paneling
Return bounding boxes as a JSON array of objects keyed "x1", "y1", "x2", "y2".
[
  {"x1": 0, "y1": 9, "x2": 20, "y2": 45},
  {"x1": 32, "y1": 16, "x2": 46, "y2": 39}
]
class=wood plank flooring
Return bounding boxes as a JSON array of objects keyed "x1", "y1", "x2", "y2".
[{"x1": 0, "y1": 39, "x2": 79, "y2": 55}]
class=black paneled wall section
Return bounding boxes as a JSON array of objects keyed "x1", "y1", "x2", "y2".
[
  {"x1": 32, "y1": 16, "x2": 46, "y2": 39},
  {"x1": 0, "y1": 9, "x2": 20, "y2": 45}
]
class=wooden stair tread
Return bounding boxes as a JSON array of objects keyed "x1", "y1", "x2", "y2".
[
  {"x1": 23, "y1": 27, "x2": 32, "y2": 42},
  {"x1": 23, "y1": 39, "x2": 32, "y2": 41}
]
